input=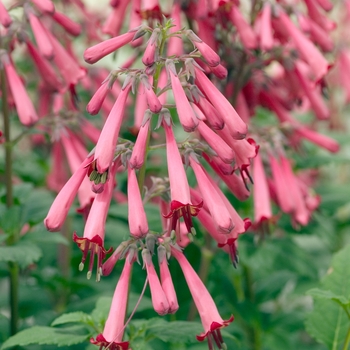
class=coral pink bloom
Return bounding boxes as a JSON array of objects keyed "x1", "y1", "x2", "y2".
[
  {"x1": 127, "y1": 166, "x2": 149, "y2": 238},
  {"x1": 304, "y1": 0, "x2": 336, "y2": 31},
  {"x1": 45, "y1": 156, "x2": 93, "y2": 232},
  {"x1": 194, "y1": 64, "x2": 247, "y2": 139},
  {"x1": 269, "y1": 154, "x2": 294, "y2": 214},
  {"x1": 167, "y1": 2, "x2": 183, "y2": 57},
  {"x1": 61, "y1": 132, "x2": 94, "y2": 215},
  {"x1": 91, "y1": 256, "x2": 133, "y2": 350},
  {"x1": 27, "y1": 11, "x2": 54, "y2": 60},
  {"x1": 276, "y1": 9, "x2": 330, "y2": 82},
  {"x1": 102, "y1": 0, "x2": 129, "y2": 37},
  {"x1": 84, "y1": 31, "x2": 135, "y2": 64},
  {"x1": 338, "y1": 50, "x2": 350, "y2": 103},
  {"x1": 279, "y1": 155, "x2": 309, "y2": 226},
  {"x1": 163, "y1": 121, "x2": 202, "y2": 233},
  {"x1": 129, "y1": 0, "x2": 143, "y2": 47},
  {"x1": 142, "y1": 28, "x2": 160, "y2": 66},
  {"x1": 194, "y1": 94, "x2": 224, "y2": 130},
  {"x1": 158, "y1": 245, "x2": 179, "y2": 313},
  {"x1": 1, "y1": 56, "x2": 39, "y2": 126},
  {"x1": 140, "y1": 74, "x2": 162, "y2": 113},
  {"x1": 44, "y1": 27, "x2": 86, "y2": 87},
  {"x1": 167, "y1": 60, "x2": 198, "y2": 132},
  {"x1": 253, "y1": 153, "x2": 272, "y2": 227},
  {"x1": 0, "y1": 2, "x2": 12, "y2": 28},
  {"x1": 130, "y1": 117, "x2": 151, "y2": 169},
  {"x1": 31, "y1": 0, "x2": 55, "y2": 14},
  {"x1": 190, "y1": 156, "x2": 234, "y2": 234},
  {"x1": 142, "y1": 248, "x2": 170, "y2": 315},
  {"x1": 230, "y1": 5, "x2": 258, "y2": 49},
  {"x1": 258, "y1": 3, "x2": 274, "y2": 50},
  {"x1": 296, "y1": 127, "x2": 340, "y2": 153},
  {"x1": 47, "y1": 142, "x2": 67, "y2": 193},
  {"x1": 210, "y1": 63, "x2": 227, "y2": 79},
  {"x1": 293, "y1": 62, "x2": 330, "y2": 120},
  {"x1": 186, "y1": 30, "x2": 220, "y2": 67},
  {"x1": 196, "y1": 119, "x2": 235, "y2": 164},
  {"x1": 73, "y1": 161, "x2": 117, "y2": 281},
  {"x1": 25, "y1": 40, "x2": 63, "y2": 92},
  {"x1": 86, "y1": 81, "x2": 110, "y2": 115},
  {"x1": 134, "y1": 87, "x2": 149, "y2": 128},
  {"x1": 94, "y1": 83, "x2": 131, "y2": 174},
  {"x1": 203, "y1": 153, "x2": 250, "y2": 201},
  {"x1": 171, "y1": 247, "x2": 234, "y2": 347},
  {"x1": 52, "y1": 11, "x2": 81, "y2": 36}
]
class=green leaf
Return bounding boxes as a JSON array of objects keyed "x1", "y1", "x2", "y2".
[
  {"x1": 145, "y1": 319, "x2": 204, "y2": 343},
  {"x1": 0, "y1": 326, "x2": 89, "y2": 349},
  {"x1": 51, "y1": 312, "x2": 93, "y2": 327},
  {"x1": 0, "y1": 241, "x2": 42, "y2": 268},
  {"x1": 305, "y1": 244, "x2": 350, "y2": 349},
  {"x1": 307, "y1": 289, "x2": 350, "y2": 306},
  {"x1": 0, "y1": 206, "x2": 22, "y2": 235}
]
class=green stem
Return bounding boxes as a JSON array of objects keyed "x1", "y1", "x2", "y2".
[
  {"x1": 342, "y1": 325, "x2": 350, "y2": 350},
  {"x1": 137, "y1": 28, "x2": 167, "y2": 191},
  {"x1": 1, "y1": 65, "x2": 19, "y2": 336}
]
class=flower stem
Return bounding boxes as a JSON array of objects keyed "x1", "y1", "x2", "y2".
[
  {"x1": 342, "y1": 325, "x2": 350, "y2": 350},
  {"x1": 1, "y1": 65, "x2": 19, "y2": 336}
]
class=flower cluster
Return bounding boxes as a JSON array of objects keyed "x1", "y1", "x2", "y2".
[{"x1": 1, "y1": 0, "x2": 339, "y2": 349}]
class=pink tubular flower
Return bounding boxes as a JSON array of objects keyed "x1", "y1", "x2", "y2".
[
  {"x1": 230, "y1": 5, "x2": 258, "y2": 49},
  {"x1": 194, "y1": 64, "x2": 247, "y2": 139},
  {"x1": 258, "y1": 3, "x2": 274, "y2": 50},
  {"x1": 44, "y1": 27, "x2": 86, "y2": 87},
  {"x1": 252, "y1": 153, "x2": 272, "y2": 228},
  {"x1": 189, "y1": 156, "x2": 234, "y2": 234},
  {"x1": 275, "y1": 9, "x2": 330, "y2": 82},
  {"x1": 167, "y1": 2, "x2": 183, "y2": 57},
  {"x1": 171, "y1": 247, "x2": 233, "y2": 348},
  {"x1": 1, "y1": 55, "x2": 39, "y2": 126},
  {"x1": 93, "y1": 82, "x2": 132, "y2": 174},
  {"x1": 44, "y1": 156, "x2": 93, "y2": 232},
  {"x1": 86, "y1": 81, "x2": 110, "y2": 115},
  {"x1": 73, "y1": 160, "x2": 118, "y2": 281},
  {"x1": 142, "y1": 28, "x2": 160, "y2": 66},
  {"x1": 142, "y1": 248, "x2": 170, "y2": 315},
  {"x1": 210, "y1": 63, "x2": 228, "y2": 79},
  {"x1": 130, "y1": 116, "x2": 151, "y2": 169},
  {"x1": 27, "y1": 11, "x2": 54, "y2": 60},
  {"x1": 162, "y1": 120, "x2": 202, "y2": 234},
  {"x1": 186, "y1": 30, "x2": 220, "y2": 67},
  {"x1": 102, "y1": 0, "x2": 129, "y2": 37},
  {"x1": 25, "y1": 40, "x2": 63, "y2": 92},
  {"x1": 139, "y1": 74, "x2": 162, "y2": 113},
  {"x1": 31, "y1": 0, "x2": 55, "y2": 14},
  {"x1": 127, "y1": 166, "x2": 149, "y2": 238},
  {"x1": 0, "y1": 2, "x2": 12, "y2": 28},
  {"x1": 158, "y1": 245, "x2": 179, "y2": 313},
  {"x1": 194, "y1": 93, "x2": 224, "y2": 130},
  {"x1": 293, "y1": 62, "x2": 330, "y2": 120},
  {"x1": 90, "y1": 255, "x2": 133, "y2": 350},
  {"x1": 196, "y1": 119, "x2": 235, "y2": 164},
  {"x1": 203, "y1": 153, "x2": 250, "y2": 201},
  {"x1": 52, "y1": 11, "x2": 81, "y2": 36},
  {"x1": 84, "y1": 31, "x2": 135, "y2": 64},
  {"x1": 167, "y1": 60, "x2": 198, "y2": 132}
]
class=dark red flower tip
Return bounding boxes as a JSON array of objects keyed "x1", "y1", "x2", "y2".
[{"x1": 90, "y1": 334, "x2": 129, "y2": 350}]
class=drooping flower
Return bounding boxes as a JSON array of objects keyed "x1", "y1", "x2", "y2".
[
  {"x1": 73, "y1": 160, "x2": 118, "y2": 280},
  {"x1": 127, "y1": 166, "x2": 149, "y2": 239},
  {"x1": 171, "y1": 247, "x2": 233, "y2": 349},
  {"x1": 162, "y1": 120, "x2": 202, "y2": 234},
  {"x1": 142, "y1": 248, "x2": 170, "y2": 315},
  {"x1": 142, "y1": 28, "x2": 160, "y2": 66},
  {"x1": 1, "y1": 54, "x2": 39, "y2": 126},
  {"x1": 0, "y1": 2, "x2": 12, "y2": 28},
  {"x1": 45, "y1": 155, "x2": 94, "y2": 232},
  {"x1": 90, "y1": 254, "x2": 134, "y2": 350},
  {"x1": 189, "y1": 155, "x2": 234, "y2": 234},
  {"x1": 166, "y1": 60, "x2": 199, "y2": 132}
]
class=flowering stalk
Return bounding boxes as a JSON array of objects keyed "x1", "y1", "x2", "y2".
[{"x1": 1, "y1": 56, "x2": 19, "y2": 336}]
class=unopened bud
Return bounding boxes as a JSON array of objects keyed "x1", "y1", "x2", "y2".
[
  {"x1": 146, "y1": 234, "x2": 157, "y2": 255},
  {"x1": 157, "y1": 245, "x2": 167, "y2": 263}
]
